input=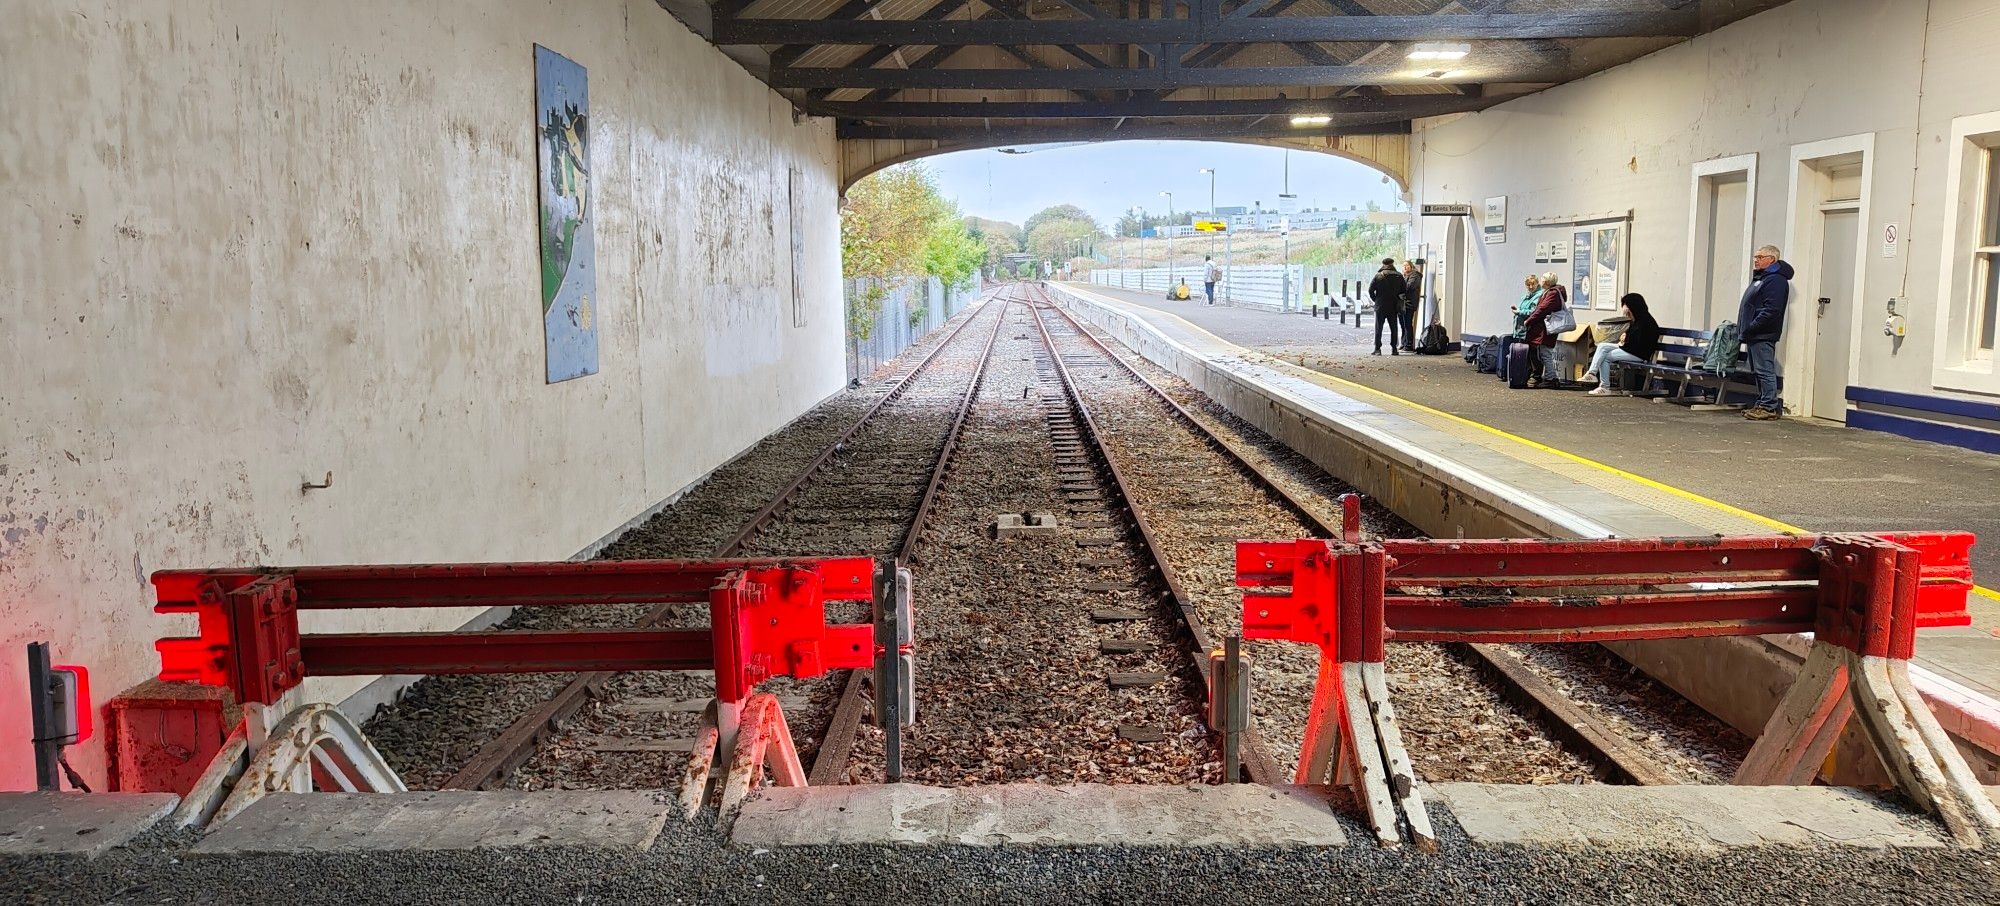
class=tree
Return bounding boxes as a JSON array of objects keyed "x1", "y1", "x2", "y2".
[
  {"x1": 1026, "y1": 217, "x2": 1101, "y2": 262},
  {"x1": 1023, "y1": 204, "x2": 1097, "y2": 238},
  {"x1": 965, "y1": 216, "x2": 1023, "y2": 271},
  {"x1": 841, "y1": 163, "x2": 984, "y2": 338}
]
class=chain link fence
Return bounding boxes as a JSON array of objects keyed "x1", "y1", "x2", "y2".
[{"x1": 844, "y1": 276, "x2": 985, "y2": 383}]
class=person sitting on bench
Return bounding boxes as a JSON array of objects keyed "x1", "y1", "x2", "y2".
[{"x1": 1586, "y1": 293, "x2": 1661, "y2": 396}]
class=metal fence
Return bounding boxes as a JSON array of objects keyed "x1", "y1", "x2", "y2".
[
  {"x1": 1086, "y1": 262, "x2": 1376, "y2": 311},
  {"x1": 844, "y1": 275, "x2": 984, "y2": 383}
]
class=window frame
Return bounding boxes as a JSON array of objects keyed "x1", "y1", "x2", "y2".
[{"x1": 1929, "y1": 112, "x2": 2000, "y2": 394}]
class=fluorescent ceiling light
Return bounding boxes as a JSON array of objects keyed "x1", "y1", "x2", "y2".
[
  {"x1": 1289, "y1": 114, "x2": 1333, "y2": 127},
  {"x1": 1408, "y1": 42, "x2": 1471, "y2": 61}
]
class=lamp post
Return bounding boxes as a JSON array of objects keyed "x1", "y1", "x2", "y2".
[
  {"x1": 1160, "y1": 191, "x2": 1175, "y2": 289},
  {"x1": 1131, "y1": 205, "x2": 1145, "y2": 292},
  {"x1": 1200, "y1": 166, "x2": 1231, "y2": 304}
]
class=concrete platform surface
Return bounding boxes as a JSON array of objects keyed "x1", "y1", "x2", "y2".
[
  {"x1": 732, "y1": 783, "x2": 1349, "y2": 846},
  {"x1": 190, "y1": 790, "x2": 673, "y2": 854},
  {"x1": 0, "y1": 792, "x2": 179, "y2": 858},
  {"x1": 1433, "y1": 783, "x2": 1944, "y2": 850},
  {"x1": 1078, "y1": 283, "x2": 2000, "y2": 613},
  {"x1": 1055, "y1": 283, "x2": 2000, "y2": 766}
]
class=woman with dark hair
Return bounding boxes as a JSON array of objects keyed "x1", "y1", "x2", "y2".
[{"x1": 1586, "y1": 293, "x2": 1661, "y2": 395}]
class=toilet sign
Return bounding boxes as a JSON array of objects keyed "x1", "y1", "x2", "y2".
[{"x1": 1882, "y1": 222, "x2": 1901, "y2": 258}]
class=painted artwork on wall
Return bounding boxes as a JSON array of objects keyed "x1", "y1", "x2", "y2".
[{"x1": 535, "y1": 45, "x2": 598, "y2": 383}]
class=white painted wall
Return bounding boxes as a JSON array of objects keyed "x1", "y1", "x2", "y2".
[
  {"x1": 1410, "y1": 0, "x2": 2000, "y2": 415},
  {"x1": 0, "y1": 0, "x2": 845, "y2": 789}
]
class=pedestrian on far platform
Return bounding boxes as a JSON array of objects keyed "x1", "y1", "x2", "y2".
[
  {"x1": 1523, "y1": 272, "x2": 1570, "y2": 389},
  {"x1": 1203, "y1": 255, "x2": 1222, "y2": 306},
  {"x1": 1399, "y1": 259, "x2": 1424, "y2": 351},
  {"x1": 1738, "y1": 244, "x2": 1794, "y2": 420},
  {"x1": 1369, "y1": 258, "x2": 1405, "y2": 356}
]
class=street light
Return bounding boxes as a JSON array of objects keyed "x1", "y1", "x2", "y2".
[
  {"x1": 1160, "y1": 190, "x2": 1175, "y2": 286},
  {"x1": 1131, "y1": 205, "x2": 1145, "y2": 291},
  {"x1": 1200, "y1": 166, "x2": 1230, "y2": 304}
]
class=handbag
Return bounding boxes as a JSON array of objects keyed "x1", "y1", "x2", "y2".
[{"x1": 1543, "y1": 304, "x2": 1576, "y2": 336}]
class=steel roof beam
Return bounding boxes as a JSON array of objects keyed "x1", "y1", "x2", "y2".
[
  {"x1": 773, "y1": 62, "x2": 1568, "y2": 89},
  {"x1": 833, "y1": 117, "x2": 1412, "y2": 140},
  {"x1": 811, "y1": 92, "x2": 1496, "y2": 118},
  {"x1": 716, "y1": 11, "x2": 1698, "y2": 46}
]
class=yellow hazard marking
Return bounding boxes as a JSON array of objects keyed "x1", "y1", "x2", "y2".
[{"x1": 1072, "y1": 285, "x2": 2000, "y2": 603}]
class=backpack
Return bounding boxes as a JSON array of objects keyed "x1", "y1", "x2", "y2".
[
  {"x1": 1703, "y1": 320, "x2": 1742, "y2": 375},
  {"x1": 1417, "y1": 323, "x2": 1451, "y2": 355},
  {"x1": 1474, "y1": 342, "x2": 1500, "y2": 374}
]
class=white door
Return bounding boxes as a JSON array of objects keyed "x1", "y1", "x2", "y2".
[
  {"x1": 1444, "y1": 216, "x2": 1467, "y2": 335},
  {"x1": 1812, "y1": 208, "x2": 1860, "y2": 420}
]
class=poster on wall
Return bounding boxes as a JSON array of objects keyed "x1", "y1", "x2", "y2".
[
  {"x1": 1483, "y1": 196, "x2": 1507, "y2": 244},
  {"x1": 1570, "y1": 230, "x2": 1594, "y2": 312},
  {"x1": 1594, "y1": 225, "x2": 1622, "y2": 309},
  {"x1": 535, "y1": 44, "x2": 599, "y2": 383}
]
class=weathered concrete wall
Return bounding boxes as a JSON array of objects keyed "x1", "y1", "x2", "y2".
[
  {"x1": 0, "y1": 0, "x2": 844, "y2": 789},
  {"x1": 1410, "y1": 0, "x2": 2000, "y2": 416}
]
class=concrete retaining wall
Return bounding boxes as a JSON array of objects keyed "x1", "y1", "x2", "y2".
[{"x1": 0, "y1": 0, "x2": 844, "y2": 789}]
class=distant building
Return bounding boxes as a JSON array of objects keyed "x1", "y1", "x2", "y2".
[{"x1": 1225, "y1": 205, "x2": 1367, "y2": 233}]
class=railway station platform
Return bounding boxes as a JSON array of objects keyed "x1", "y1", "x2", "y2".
[{"x1": 1054, "y1": 282, "x2": 2000, "y2": 773}]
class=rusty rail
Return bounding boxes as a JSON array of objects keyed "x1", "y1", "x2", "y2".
[
  {"x1": 444, "y1": 296, "x2": 1005, "y2": 790},
  {"x1": 1027, "y1": 283, "x2": 1680, "y2": 787},
  {"x1": 1022, "y1": 286, "x2": 1285, "y2": 782}
]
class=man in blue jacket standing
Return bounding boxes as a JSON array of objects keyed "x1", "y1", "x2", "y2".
[{"x1": 1738, "y1": 245, "x2": 1793, "y2": 420}]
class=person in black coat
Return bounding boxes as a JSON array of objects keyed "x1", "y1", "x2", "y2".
[
  {"x1": 1399, "y1": 260, "x2": 1424, "y2": 351},
  {"x1": 1368, "y1": 258, "x2": 1405, "y2": 355}
]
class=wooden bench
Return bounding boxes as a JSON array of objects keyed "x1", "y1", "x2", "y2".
[{"x1": 1609, "y1": 327, "x2": 1761, "y2": 408}]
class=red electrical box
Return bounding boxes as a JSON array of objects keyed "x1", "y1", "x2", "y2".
[{"x1": 106, "y1": 679, "x2": 236, "y2": 795}]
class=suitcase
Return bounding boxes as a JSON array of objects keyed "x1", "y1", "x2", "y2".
[
  {"x1": 1506, "y1": 342, "x2": 1532, "y2": 389},
  {"x1": 1495, "y1": 337, "x2": 1517, "y2": 382}
]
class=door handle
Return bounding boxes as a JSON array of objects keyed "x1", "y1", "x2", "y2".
[{"x1": 1817, "y1": 297, "x2": 1831, "y2": 318}]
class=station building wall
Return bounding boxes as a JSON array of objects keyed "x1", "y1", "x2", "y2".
[
  {"x1": 1410, "y1": 0, "x2": 2000, "y2": 431},
  {"x1": 0, "y1": 0, "x2": 845, "y2": 789}
]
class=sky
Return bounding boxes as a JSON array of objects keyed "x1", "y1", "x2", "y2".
[{"x1": 921, "y1": 140, "x2": 1407, "y2": 229}]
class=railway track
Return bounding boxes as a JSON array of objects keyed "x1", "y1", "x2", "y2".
[
  {"x1": 439, "y1": 295, "x2": 1007, "y2": 790},
  {"x1": 1019, "y1": 282, "x2": 1694, "y2": 785},
  {"x1": 387, "y1": 279, "x2": 1730, "y2": 793}
]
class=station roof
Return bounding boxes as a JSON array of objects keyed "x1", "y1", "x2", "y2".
[{"x1": 660, "y1": 0, "x2": 1794, "y2": 145}]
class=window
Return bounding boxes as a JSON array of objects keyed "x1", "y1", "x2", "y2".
[
  {"x1": 1978, "y1": 149, "x2": 2000, "y2": 355},
  {"x1": 1933, "y1": 113, "x2": 2000, "y2": 393}
]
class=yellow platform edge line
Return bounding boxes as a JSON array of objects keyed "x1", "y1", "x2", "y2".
[{"x1": 1067, "y1": 285, "x2": 2000, "y2": 604}]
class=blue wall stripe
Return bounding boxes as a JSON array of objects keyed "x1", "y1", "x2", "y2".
[
  {"x1": 1846, "y1": 386, "x2": 2000, "y2": 423},
  {"x1": 1847, "y1": 409, "x2": 2000, "y2": 455}
]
